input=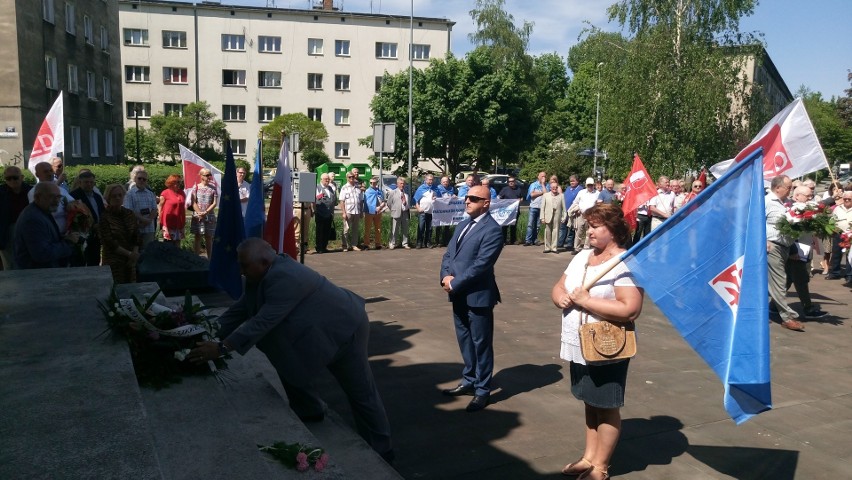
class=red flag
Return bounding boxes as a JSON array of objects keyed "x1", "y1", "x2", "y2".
[
  {"x1": 180, "y1": 144, "x2": 223, "y2": 207},
  {"x1": 710, "y1": 98, "x2": 828, "y2": 184},
  {"x1": 263, "y1": 139, "x2": 297, "y2": 259},
  {"x1": 697, "y1": 168, "x2": 707, "y2": 187},
  {"x1": 28, "y1": 92, "x2": 64, "y2": 172},
  {"x1": 620, "y1": 153, "x2": 658, "y2": 216}
]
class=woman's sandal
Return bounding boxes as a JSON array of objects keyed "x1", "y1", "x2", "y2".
[
  {"x1": 578, "y1": 464, "x2": 610, "y2": 480},
  {"x1": 561, "y1": 457, "x2": 593, "y2": 476}
]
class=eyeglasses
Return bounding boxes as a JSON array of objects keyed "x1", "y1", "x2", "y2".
[
  {"x1": 5, "y1": 176, "x2": 21, "y2": 181},
  {"x1": 137, "y1": 178, "x2": 148, "y2": 182},
  {"x1": 692, "y1": 184, "x2": 702, "y2": 189},
  {"x1": 201, "y1": 174, "x2": 212, "y2": 177},
  {"x1": 843, "y1": 198, "x2": 852, "y2": 201},
  {"x1": 465, "y1": 195, "x2": 486, "y2": 203}
]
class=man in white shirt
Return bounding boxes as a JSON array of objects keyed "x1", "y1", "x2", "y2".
[
  {"x1": 765, "y1": 175, "x2": 804, "y2": 331},
  {"x1": 569, "y1": 177, "x2": 600, "y2": 250},
  {"x1": 338, "y1": 172, "x2": 364, "y2": 251},
  {"x1": 649, "y1": 176, "x2": 676, "y2": 229}
]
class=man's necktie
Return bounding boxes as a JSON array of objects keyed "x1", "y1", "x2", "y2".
[{"x1": 456, "y1": 220, "x2": 476, "y2": 246}]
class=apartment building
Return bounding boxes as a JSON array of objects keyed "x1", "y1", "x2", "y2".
[
  {"x1": 118, "y1": 0, "x2": 454, "y2": 163},
  {"x1": 0, "y1": 0, "x2": 124, "y2": 166}
]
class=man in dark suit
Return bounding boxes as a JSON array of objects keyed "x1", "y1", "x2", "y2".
[
  {"x1": 439, "y1": 185, "x2": 504, "y2": 412},
  {"x1": 189, "y1": 238, "x2": 393, "y2": 461},
  {"x1": 70, "y1": 170, "x2": 105, "y2": 266},
  {"x1": 14, "y1": 182, "x2": 80, "y2": 269}
]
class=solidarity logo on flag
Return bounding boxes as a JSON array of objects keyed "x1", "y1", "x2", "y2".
[
  {"x1": 711, "y1": 98, "x2": 827, "y2": 184},
  {"x1": 28, "y1": 93, "x2": 64, "y2": 173}
]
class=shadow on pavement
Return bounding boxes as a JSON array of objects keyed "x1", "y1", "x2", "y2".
[
  {"x1": 490, "y1": 363, "x2": 563, "y2": 404},
  {"x1": 687, "y1": 445, "x2": 797, "y2": 480}
]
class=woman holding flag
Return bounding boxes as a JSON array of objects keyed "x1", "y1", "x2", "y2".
[
  {"x1": 551, "y1": 204, "x2": 644, "y2": 480},
  {"x1": 191, "y1": 168, "x2": 218, "y2": 257}
]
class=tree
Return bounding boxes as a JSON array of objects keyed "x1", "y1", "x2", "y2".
[
  {"x1": 260, "y1": 113, "x2": 328, "y2": 170},
  {"x1": 800, "y1": 89, "x2": 852, "y2": 170},
  {"x1": 123, "y1": 126, "x2": 162, "y2": 163},
  {"x1": 468, "y1": 0, "x2": 534, "y2": 69},
  {"x1": 148, "y1": 101, "x2": 227, "y2": 160}
]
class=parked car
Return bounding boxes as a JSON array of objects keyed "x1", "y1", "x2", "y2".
[{"x1": 484, "y1": 174, "x2": 528, "y2": 198}]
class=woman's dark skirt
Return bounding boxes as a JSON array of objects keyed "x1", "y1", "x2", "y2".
[{"x1": 570, "y1": 360, "x2": 630, "y2": 409}]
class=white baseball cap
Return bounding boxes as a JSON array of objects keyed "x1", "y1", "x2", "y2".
[{"x1": 585, "y1": 177, "x2": 595, "y2": 185}]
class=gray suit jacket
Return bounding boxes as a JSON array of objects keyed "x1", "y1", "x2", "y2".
[
  {"x1": 385, "y1": 188, "x2": 410, "y2": 219},
  {"x1": 217, "y1": 255, "x2": 367, "y2": 388},
  {"x1": 13, "y1": 203, "x2": 74, "y2": 269}
]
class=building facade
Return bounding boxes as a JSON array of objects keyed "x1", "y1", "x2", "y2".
[
  {"x1": 118, "y1": 0, "x2": 453, "y2": 163},
  {"x1": 0, "y1": 0, "x2": 124, "y2": 167}
]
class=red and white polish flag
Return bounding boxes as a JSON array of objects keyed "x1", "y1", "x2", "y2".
[
  {"x1": 710, "y1": 98, "x2": 827, "y2": 184},
  {"x1": 263, "y1": 138, "x2": 297, "y2": 259},
  {"x1": 179, "y1": 144, "x2": 223, "y2": 206},
  {"x1": 27, "y1": 92, "x2": 64, "y2": 173}
]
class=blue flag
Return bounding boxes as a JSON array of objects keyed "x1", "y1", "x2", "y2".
[
  {"x1": 209, "y1": 144, "x2": 246, "y2": 300},
  {"x1": 244, "y1": 139, "x2": 265, "y2": 237},
  {"x1": 621, "y1": 149, "x2": 770, "y2": 424}
]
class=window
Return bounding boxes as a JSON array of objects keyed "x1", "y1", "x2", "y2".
[
  {"x1": 43, "y1": 0, "x2": 55, "y2": 23},
  {"x1": 70, "y1": 126, "x2": 81, "y2": 157},
  {"x1": 308, "y1": 38, "x2": 323, "y2": 55},
  {"x1": 258, "y1": 106, "x2": 281, "y2": 123},
  {"x1": 229, "y1": 139, "x2": 247, "y2": 156},
  {"x1": 335, "y1": 142, "x2": 350, "y2": 158},
  {"x1": 222, "y1": 105, "x2": 246, "y2": 122},
  {"x1": 45, "y1": 55, "x2": 58, "y2": 90},
  {"x1": 86, "y1": 71, "x2": 96, "y2": 99},
  {"x1": 411, "y1": 44, "x2": 431, "y2": 60},
  {"x1": 65, "y1": 3, "x2": 76, "y2": 35},
  {"x1": 222, "y1": 69, "x2": 246, "y2": 86},
  {"x1": 102, "y1": 77, "x2": 111, "y2": 103},
  {"x1": 126, "y1": 102, "x2": 151, "y2": 118},
  {"x1": 125, "y1": 65, "x2": 150, "y2": 83},
  {"x1": 162, "y1": 30, "x2": 187, "y2": 49},
  {"x1": 375, "y1": 76, "x2": 384, "y2": 92},
  {"x1": 334, "y1": 108, "x2": 350, "y2": 125},
  {"x1": 123, "y1": 28, "x2": 148, "y2": 46},
  {"x1": 258, "y1": 71, "x2": 281, "y2": 88},
  {"x1": 105, "y1": 130, "x2": 114, "y2": 157},
  {"x1": 89, "y1": 128, "x2": 99, "y2": 157},
  {"x1": 221, "y1": 34, "x2": 245, "y2": 51},
  {"x1": 307, "y1": 73, "x2": 323, "y2": 90},
  {"x1": 258, "y1": 35, "x2": 281, "y2": 53},
  {"x1": 67, "y1": 64, "x2": 79, "y2": 94},
  {"x1": 335, "y1": 39, "x2": 350, "y2": 56},
  {"x1": 307, "y1": 108, "x2": 322, "y2": 122},
  {"x1": 83, "y1": 16, "x2": 93, "y2": 44},
  {"x1": 163, "y1": 67, "x2": 188, "y2": 84},
  {"x1": 375, "y1": 42, "x2": 397, "y2": 59},
  {"x1": 99, "y1": 25, "x2": 109, "y2": 50},
  {"x1": 164, "y1": 103, "x2": 186, "y2": 116},
  {"x1": 334, "y1": 74, "x2": 350, "y2": 91}
]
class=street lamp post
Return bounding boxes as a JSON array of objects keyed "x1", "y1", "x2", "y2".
[
  {"x1": 134, "y1": 105, "x2": 141, "y2": 162},
  {"x1": 593, "y1": 62, "x2": 603, "y2": 178}
]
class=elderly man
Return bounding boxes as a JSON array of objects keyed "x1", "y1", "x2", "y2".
[
  {"x1": 339, "y1": 171, "x2": 364, "y2": 251},
  {"x1": 362, "y1": 176, "x2": 386, "y2": 250},
  {"x1": 28, "y1": 161, "x2": 75, "y2": 235},
  {"x1": 51, "y1": 157, "x2": 69, "y2": 191},
  {"x1": 386, "y1": 177, "x2": 411, "y2": 249},
  {"x1": 784, "y1": 186, "x2": 827, "y2": 319},
  {"x1": 569, "y1": 177, "x2": 600, "y2": 251},
  {"x1": 0, "y1": 166, "x2": 32, "y2": 269},
  {"x1": 597, "y1": 178, "x2": 618, "y2": 204},
  {"x1": 414, "y1": 174, "x2": 438, "y2": 248},
  {"x1": 314, "y1": 173, "x2": 336, "y2": 254},
  {"x1": 14, "y1": 182, "x2": 81, "y2": 269},
  {"x1": 766, "y1": 175, "x2": 805, "y2": 331},
  {"x1": 435, "y1": 176, "x2": 456, "y2": 247},
  {"x1": 70, "y1": 170, "x2": 106, "y2": 265},
  {"x1": 540, "y1": 180, "x2": 566, "y2": 253},
  {"x1": 649, "y1": 176, "x2": 675, "y2": 229},
  {"x1": 559, "y1": 175, "x2": 583, "y2": 251},
  {"x1": 524, "y1": 171, "x2": 547, "y2": 246},
  {"x1": 440, "y1": 185, "x2": 504, "y2": 412},
  {"x1": 828, "y1": 190, "x2": 852, "y2": 284},
  {"x1": 189, "y1": 238, "x2": 393, "y2": 461}
]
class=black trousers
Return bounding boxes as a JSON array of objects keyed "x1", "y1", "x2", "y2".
[
  {"x1": 633, "y1": 214, "x2": 651, "y2": 245},
  {"x1": 315, "y1": 215, "x2": 332, "y2": 252}
]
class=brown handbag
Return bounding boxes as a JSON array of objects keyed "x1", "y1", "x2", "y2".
[{"x1": 576, "y1": 256, "x2": 637, "y2": 364}]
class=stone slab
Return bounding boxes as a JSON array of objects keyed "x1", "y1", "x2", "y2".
[{"x1": 137, "y1": 242, "x2": 211, "y2": 293}]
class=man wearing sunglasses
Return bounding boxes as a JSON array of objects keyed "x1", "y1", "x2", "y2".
[
  {"x1": 0, "y1": 166, "x2": 32, "y2": 269},
  {"x1": 440, "y1": 185, "x2": 504, "y2": 412}
]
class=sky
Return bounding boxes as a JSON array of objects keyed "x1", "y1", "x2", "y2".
[{"x1": 174, "y1": 0, "x2": 850, "y2": 99}]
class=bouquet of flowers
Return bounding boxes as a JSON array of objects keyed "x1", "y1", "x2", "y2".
[
  {"x1": 840, "y1": 231, "x2": 852, "y2": 250},
  {"x1": 776, "y1": 202, "x2": 838, "y2": 239},
  {"x1": 97, "y1": 288, "x2": 229, "y2": 389},
  {"x1": 66, "y1": 200, "x2": 93, "y2": 252},
  {"x1": 258, "y1": 441, "x2": 329, "y2": 472}
]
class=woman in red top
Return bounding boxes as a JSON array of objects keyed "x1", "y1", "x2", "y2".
[{"x1": 158, "y1": 174, "x2": 186, "y2": 246}]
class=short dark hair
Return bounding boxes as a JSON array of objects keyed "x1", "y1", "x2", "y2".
[{"x1": 583, "y1": 204, "x2": 630, "y2": 247}]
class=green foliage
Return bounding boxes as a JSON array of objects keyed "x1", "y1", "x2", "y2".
[
  {"x1": 148, "y1": 101, "x2": 228, "y2": 160},
  {"x1": 801, "y1": 90, "x2": 852, "y2": 168},
  {"x1": 468, "y1": 0, "x2": 534, "y2": 69},
  {"x1": 260, "y1": 113, "x2": 329, "y2": 169},
  {"x1": 300, "y1": 149, "x2": 331, "y2": 172},
  {"x1": 123, "y1": 126, "x2": 163, "y2": 163}
]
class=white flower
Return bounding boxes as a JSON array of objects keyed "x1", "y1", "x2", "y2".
[
  {"x1": 108, "y1": 311, "x2": 115, "y2": 317},
  {"x1": 174, "y1": 349, "x2": 191, "y2": 361}
]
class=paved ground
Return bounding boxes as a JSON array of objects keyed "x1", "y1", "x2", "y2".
[{"x1": 280, "y1": 243, "x2": 851, "y2": 480}]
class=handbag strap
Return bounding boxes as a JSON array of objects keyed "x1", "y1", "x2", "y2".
[{"x1": 579, "y1": 256, "x2": 590, "y2": 326}]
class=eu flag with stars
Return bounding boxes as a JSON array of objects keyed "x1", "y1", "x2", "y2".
[
  {"x1": 209, "y1": 144, "x2": 246, "y2": 299},
  {"x1": 622, "y1": 149, "x2": 770, "y2": 424},
  {"x1": 244, "y1": 139, "x2": 265, "y2": 238}
]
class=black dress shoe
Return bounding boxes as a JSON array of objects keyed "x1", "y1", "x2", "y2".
[
  {"x1": 442, "y1": 384, "x2": 475, "y2": 396},
  {"x1": 466, "y1": 395, "x2": 489, "y2": 412}
]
